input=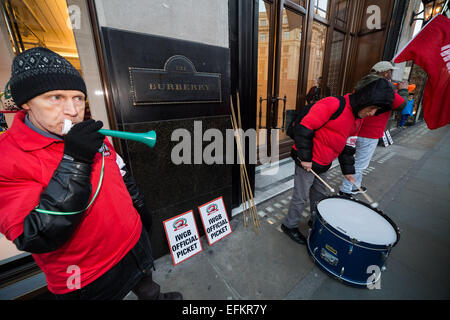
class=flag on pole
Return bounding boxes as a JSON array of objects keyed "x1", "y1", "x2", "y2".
[{"x1": 394, "y1": 14, "x2": 450, "y2": 130}]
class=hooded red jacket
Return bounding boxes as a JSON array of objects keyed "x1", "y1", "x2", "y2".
[
  {"x1": 0, "y1": 111, "x2": 142, "y2": 294},
  {"x1": 294, "y1": 94, "x2": 360, "y2": 167}
]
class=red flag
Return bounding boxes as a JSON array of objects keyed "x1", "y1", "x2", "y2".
[{"x1": 394, "y1": 14, "x2": 450, "y2": 130}]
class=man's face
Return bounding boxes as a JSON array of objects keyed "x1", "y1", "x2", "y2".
[
  {"x1": 358, "y1": 105, "x2": 381, "y2": 118},
  {"x1": 22, "y1": 90, "x2": 86, "y2": 136},
  {"x1": 381, "y1": 69, "x2": 393, "y2": 80}
]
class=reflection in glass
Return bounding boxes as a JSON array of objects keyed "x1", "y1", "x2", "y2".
[
  {"x1": 287, "y1": 0, "x2": 306, "y2": 8},
  {"x1": 313, "y1": 0, "x2": 328, "y2": 18},
  {"x1": 306, "y1": 22, "x2": 328, "y2": 104},
  {"x1": 425, "y1": 3, "x2": 434, "y2": 20},
  {"x1": 278, "y1": 9, "x2": 302, "y2": 141},
  {"x1": 327, "y1": 31, "x2": 345, "y2": 96},
  {"x1": 334, "y1": 0, "x2": 348, "y2": 29}
]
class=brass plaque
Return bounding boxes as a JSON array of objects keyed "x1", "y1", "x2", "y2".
[{"x1": 129, "y1": 55, "x2": 222, "y2": 105}]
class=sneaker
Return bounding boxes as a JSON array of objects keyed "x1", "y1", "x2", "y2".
[
  {"x1": 351, "y1": 186, "x2": 367, "y2": 194},
  {"x1": 281, "y1": 224, "x2": 307, "y2": 245},
  {"x1": 338, "y1": 191, "x2": 352, "y2": 198}
]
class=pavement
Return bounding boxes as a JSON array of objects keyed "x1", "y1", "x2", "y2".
[{"x1": 125, "y1": 121, "x2": 450, "y2": 300}]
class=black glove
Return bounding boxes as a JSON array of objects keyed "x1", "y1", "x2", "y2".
[{"x1": 64, "y1": 120, "x2": 104, "y2": 164}]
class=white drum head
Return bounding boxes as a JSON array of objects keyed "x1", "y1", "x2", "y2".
[{"x1": 317, "y1": 198, "x2": 397, "y2": 245}]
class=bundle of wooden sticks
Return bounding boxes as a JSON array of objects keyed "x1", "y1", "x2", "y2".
[{"x1": 230, "y1": 92, "x2": 261, "y2": 233}]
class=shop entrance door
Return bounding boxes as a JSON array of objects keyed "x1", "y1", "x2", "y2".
[{"x1": 256, "y1": 0, "x2": 305, "y2": 163}]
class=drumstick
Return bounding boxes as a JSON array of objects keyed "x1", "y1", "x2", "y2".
[
  {"x1": 295, "y1": 156, "x2": 335, "y2": 193},
  {"x1": 310, "y1": 169, "x2": 335, "y2": 193},
  {"x1": 349, "y1": 180, "x2": 379, "y2": 208}
]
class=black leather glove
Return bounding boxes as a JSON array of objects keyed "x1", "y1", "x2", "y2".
[{"x1": 64, "y1": 120, "x2": 104, "y2": 164}]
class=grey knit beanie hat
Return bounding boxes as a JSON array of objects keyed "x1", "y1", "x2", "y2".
[{"x1": 9, "y1": 47, "x2": 86, "y2": 106}]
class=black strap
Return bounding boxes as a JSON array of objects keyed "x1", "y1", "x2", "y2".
[
  {"x1": 317, "y1": 96, "x2": 346, "y2": 130},
  {"x1": 329, "y1": 96, "x2": 346, "y2": 120}
]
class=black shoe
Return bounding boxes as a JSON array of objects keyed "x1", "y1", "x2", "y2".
[
  {"x1": 132, "y1": 275, "x2": 183, "y2": 300},
  {"x1": 351, "y1": 186, "x2": 367, "y2": 194},
  {"x1": 338, "y1": 191, "x2": 352, "y2": 198},
  {"x1": 281, "y1": 224, "x2": 306, "y2": 245}
]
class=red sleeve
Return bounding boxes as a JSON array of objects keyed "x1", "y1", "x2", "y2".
[
  {"x1": 300, "y1": 97, "x2": 340, "y2": 130},
  {"x1": 0, "y1": 145, "x2": 44, "y2": 242},
  {"x1": 392, "y1": 91, "x2": 405, "y2": 110},
  {"x1": 0, "y1": 178, "x2": 42, "y2": 242}
]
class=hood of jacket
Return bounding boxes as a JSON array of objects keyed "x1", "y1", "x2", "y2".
[{"x1": 348, "y1": 76, "x2": 395, "y2": 118}]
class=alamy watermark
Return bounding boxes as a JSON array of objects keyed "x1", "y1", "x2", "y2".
[
  {"x1": 366, "y1": 265, "x2": 382, "y2": 290},
  {"x1": 67, "y1": 5, "x2": 81, "y2": 30},
  {"x1": 66, "y1": 265, "x2": 81, "y2": 290},
  {"x1": 171, "y1": 121, "x2": 280, "y2": 175},
  {"x1": 366, "y1": 5, "x2": 381, "y2": 30}
]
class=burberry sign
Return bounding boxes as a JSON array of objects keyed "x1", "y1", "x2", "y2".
[{"x1": 129, "y1": 55, "x2": 222, "y2": 105}]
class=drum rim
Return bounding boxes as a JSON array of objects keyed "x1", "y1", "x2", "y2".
[{"x1": 314, "y1": 195, "x2": 400, "y2": 249}]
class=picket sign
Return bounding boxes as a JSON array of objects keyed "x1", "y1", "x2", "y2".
[
  {"x1": 381, "y1": 130, "x2": 394, "y2": 147},
  {"x1": 163, "y1": 197, "x2": 232, "y2": 266},
  {"x1": 198, "y1": 196, "x2": 233, "y2": 246},
  {"x1": 385, "y1": 130, "x2": 394, "y2": 144},
  {"x1": 163, "y1": 210, "x2": 203, "y2": 266},
  {"x1": 381, "y1": 134, "x2": 389, "y2": 147}
]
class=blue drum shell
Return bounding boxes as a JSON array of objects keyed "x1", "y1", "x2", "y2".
[{"x1": 307, "y1": 198, "x2": 399, "y2": 287}]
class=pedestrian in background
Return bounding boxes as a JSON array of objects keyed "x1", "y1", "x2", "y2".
[
  {"x1": 339, "y1": 61, "x2": 409, "y2": 197},
  {"x1": 398, "y1": 93, "x2": 415, "y2": 128},
  {"x1": 305, "y1": 76, "x2": 331, "y2": 105}
]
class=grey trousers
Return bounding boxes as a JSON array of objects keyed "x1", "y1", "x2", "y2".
[{"x1": 283, "y1": 164, "x2": 329, "y2": 229}]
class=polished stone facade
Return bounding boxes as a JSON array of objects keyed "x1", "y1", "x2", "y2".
[{"x1": 101, "y1": 27, "x2": 232, "y2": 258}]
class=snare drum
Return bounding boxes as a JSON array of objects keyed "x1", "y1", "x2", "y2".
[{"x1": 307, "y1": 196, "x2": 400, "y2": 287}]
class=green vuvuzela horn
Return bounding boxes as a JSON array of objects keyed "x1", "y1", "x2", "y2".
[{"x1": 99, "y1": 129, "x2": 156, "y2": 148}]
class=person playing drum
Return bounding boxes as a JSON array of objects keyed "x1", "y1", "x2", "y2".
[{"x1": 282, "y1": 78, "x2": 395, "y2": 245}]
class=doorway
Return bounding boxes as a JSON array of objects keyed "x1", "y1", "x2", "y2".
[
  {"x1": 256, "y1": 0, "x2": 337, "y2": 164},
  {"x1": 254, "y1": 0, "x2": 331, "y2": 201},
  {"x1": 257, "y1": 0, "x2": 305, "y2": 163}
]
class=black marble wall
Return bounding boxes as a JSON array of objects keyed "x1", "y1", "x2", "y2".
[
  {"x1": 123, "y1": 116, "x2": 233, "y2": 258},
  {"x1": 101, "y1": 27, "x2": 232, "y2": 259}
]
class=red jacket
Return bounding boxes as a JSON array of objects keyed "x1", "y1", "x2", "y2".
[
  {"x1": 358, "y1": 91, "x2": 405, "y2": 139},
  {"x1": 0, "y1": 111, "x2": 142, "y2": 294},
  {"x1": 296, "y1": 94, "x2": 359, "y2": 167}
]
